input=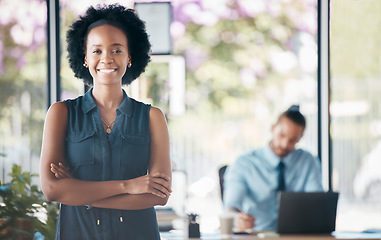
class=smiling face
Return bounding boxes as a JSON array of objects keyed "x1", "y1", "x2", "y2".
[
  {"x1": 85, "y1": 24, "x2": 130, "y2": 86},
  {"x1": 270, "y1": 116, "x2": 305, "y2": 158}
]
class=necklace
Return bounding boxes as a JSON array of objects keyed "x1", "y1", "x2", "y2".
[{"x1": 101, "y1": 117, "x2": 115, "y2": 134}]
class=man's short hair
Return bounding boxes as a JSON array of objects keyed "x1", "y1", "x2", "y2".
[{"x1": 277, "y1": 105, "x2": 306, "y2": 129}]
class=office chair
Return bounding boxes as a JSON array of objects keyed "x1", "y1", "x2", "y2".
[{"x1": 218, "y1": 165, "x2": 228, "y2": 200}]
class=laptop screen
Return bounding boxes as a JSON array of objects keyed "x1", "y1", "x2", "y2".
[{"x1": 277, "y1": 192, "x2": 339, "y2": 234}]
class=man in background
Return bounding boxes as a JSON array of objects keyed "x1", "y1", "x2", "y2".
[{"x1": 223, "y1": 105, "x2": 323, "y2": 231}]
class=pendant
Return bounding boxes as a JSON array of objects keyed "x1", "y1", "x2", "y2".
[{"x1": 106, "y1": 127, "x2": 112, "y2": 134}]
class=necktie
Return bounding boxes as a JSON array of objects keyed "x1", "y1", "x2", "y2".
[{"x1": 277, "y1": 160, "x2": 285, "y2": 191}]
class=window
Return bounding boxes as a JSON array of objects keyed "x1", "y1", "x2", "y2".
[
  {"x1": 0, "y1": 0, "x2": 47, "y2": 181},
  {"x1": 330, "y1": 0, "x2": 381, "y2": 231},
  {"x1": 165, "y1": 0, "x2": 318, "y2": 231}
]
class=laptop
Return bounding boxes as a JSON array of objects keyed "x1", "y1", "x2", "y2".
[{"x1": 277, "y1": 191, "x2": 339, "y2": 234}]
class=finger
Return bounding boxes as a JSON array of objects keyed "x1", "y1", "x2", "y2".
[
  {"x1": 239, "y1": 212, "x2": 254, "y2": 221},
  {"x1": 147, "y1": 178, "x2": 171, "y2": 197},
  {"x1": 54, "y1": 162, "x2": 69, "y2": 176},
  {"x1": 50, "y1": 164, "x2": 61, "y2": 175},
  {"x1": 152, "y1": 177, "x2": 171, "y2": 187},
  {"x1": 244, "y1": 215, "x2": 255, "y2": 221},
  {"x1": 238, "y1": 218, "x2": 254, "y2": 230},
  {"x1": 152, "y1": 182, "x2": 172, "y2": 197},
  {"x1": 152, "y1": 177, "x2": 172, "y2": 193},
  {"x1": 52, "y1": 167, "x2": 65, "y2": 179},
  {"x1": 51, "y1": 164, "x2": 67, "y2": 177},
  {"x1": 51, "y1": 163, "x2": 71, "y2": 179},
  {"x1": 55, "y1": 173, "x2": 63, "y2": 179},
  {"x1": 151, "y1": 172, "x2": 171, "y2": 182},
  {"x1": 152, "y1": 182, "x2": 172, "y2": 196},
  {"x1": 150, "y1": 186, "x2": 168, "y2": 198},
  {"x1": 58, "y1": 162, "x2": 72, "y2": 178},
  {"x1": 238, "y1": 213, "x2": 255, "y2": 230}
]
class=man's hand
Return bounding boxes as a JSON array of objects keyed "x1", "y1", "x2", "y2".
[{"x1": 238, "y1": 212, "x2": 255, "y2": 231}]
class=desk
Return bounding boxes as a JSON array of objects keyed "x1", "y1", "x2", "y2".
[{"x1": 160, "y1": 231, "x2": 381, "y2": 240}]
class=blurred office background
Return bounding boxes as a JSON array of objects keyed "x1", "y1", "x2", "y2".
[{"x1": 0, "y1": 0, "x2": 380, "y2": 232}]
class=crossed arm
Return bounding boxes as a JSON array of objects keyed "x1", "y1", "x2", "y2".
[{"x1": 40, "y1": 102, "x2": 172, "y2": 210}]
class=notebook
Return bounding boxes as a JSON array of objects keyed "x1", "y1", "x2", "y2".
[{"x1": 277, "y1": 191, "x2": 339, "y2": 234}]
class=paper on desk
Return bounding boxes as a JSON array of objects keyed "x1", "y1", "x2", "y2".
[
  {"x1": 332, "y1": 231, "x2": 381, "y2": 239},
  {"x1": 161, "y1": 231, "x2": 259, "y2": 239}
]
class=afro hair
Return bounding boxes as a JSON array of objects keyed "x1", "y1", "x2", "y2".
[{"x1": 66, "y1": 4, "x2": 151, "y2": 86}]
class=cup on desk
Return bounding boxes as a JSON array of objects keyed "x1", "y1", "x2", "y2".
[{"x1": 220, "y1": 213, "x2": 234, "y2": 236}]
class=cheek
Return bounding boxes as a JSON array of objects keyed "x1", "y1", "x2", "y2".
[{"x1": 272, "y1": 138, "x2": 281, "y2": 147}]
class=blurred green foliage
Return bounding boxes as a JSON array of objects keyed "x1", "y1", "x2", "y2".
[{"x1": 0, "y1": 164, "x2": 58, "y2": 240}]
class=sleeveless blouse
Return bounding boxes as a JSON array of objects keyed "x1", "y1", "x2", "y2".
[{"x1": 55, "y1": 88, "x2": 160, "y2": 240}]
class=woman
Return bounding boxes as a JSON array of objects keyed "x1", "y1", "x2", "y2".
[{"x1": 40, "y1": 4, "x2": 172, "y2": 239}]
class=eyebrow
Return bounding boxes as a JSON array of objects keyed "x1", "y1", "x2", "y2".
[{"x1": 90, "y1": 43, "x2": 125, "y2": 48}]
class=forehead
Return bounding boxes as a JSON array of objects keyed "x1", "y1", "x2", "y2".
[
  {"x1": 86, "y1": 24, "x2": 128, "y2": 46},
  {"x1": 277, "y1": 117, "x2": 304, "y2": 135}
]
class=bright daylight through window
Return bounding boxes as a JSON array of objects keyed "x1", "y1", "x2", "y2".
[
  {"x1": 2, "y1": 0, "x2": 379, "y2": 235},
  {"x1": 330, "y1": 0, "x2": 381, "y2": 231}
]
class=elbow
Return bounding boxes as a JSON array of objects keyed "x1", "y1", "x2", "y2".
[
  {"x1": 156, "y1": 196, "x2": 170, "y2": 206},
  {"x1": 44, "y1": 193, "x2": 56, "y2": 203},
  {"x1": 41, "y1": 182, "x2": 58, "y2": 202}
]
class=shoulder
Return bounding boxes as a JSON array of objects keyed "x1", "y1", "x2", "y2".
[
  {"x1": 149, "y1": 106, "x2": 165, "y2": 120},
  {"x1": 44, "y1": 102, "x2": 68, "y2": 130},
  {"x1": 225, "y1": 151, "x2": 257, "y2": 180},
  {"x1": 231, "y1": 150, "x2": 258, "y2": 169},
  {"x1": 47, "y1": 102, "x2": 68, "y2": 117},
  {"x1": 292, "y1": 148, "x2": 320, "y2": 166},
  {"x1": 238, "y1": 147, "x2": 265, "y2": 163},
  {"x1": 148, "y1": 107, "x2": 169, "y2": 148},
  {"x1": 293, "y1": 148, "x2": 317, "y2": 160},
  {"x1": 149, "y1": 107, "x2": 168, "y2": 132}
]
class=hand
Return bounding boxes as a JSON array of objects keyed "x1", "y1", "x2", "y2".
[
  {"x1": 125, "y1": 172, "x2": 172, "y2": 198},
  {"x1": 50, "y1": 162, "x2": 72, "y2": 179},
  {"x1": 238, "y1": 212, "x2": 255, "y2": 231}
]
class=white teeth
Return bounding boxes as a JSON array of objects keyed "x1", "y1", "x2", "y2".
[{"x1": 99, "y1": 69, "x2": 115, "y2": 73}]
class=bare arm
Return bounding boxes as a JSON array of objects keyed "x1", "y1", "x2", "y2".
[
  {"x1": 49, "y1": 106, "x2": 172, "y2": 210},
  {"x1": 40, "y1": 103, "x2": 169, "y2": 206},
  {"x1": 40, "y1": 102, "x2": 127, "y2": 205},
  {"x1": 90, "y1": 107, "x2": 172, "y2": 209}
]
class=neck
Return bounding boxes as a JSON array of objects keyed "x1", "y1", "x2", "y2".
[{"x1": 92, "y1": 84, "x2": 124, "y2": 110}]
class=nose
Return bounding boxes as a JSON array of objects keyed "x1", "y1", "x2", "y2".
[
  {"x1": 100, "y1": 51, "x2": 114, "y2": 64},
  {"x1": 280, "y1": 139, "x2": 290, "y2": 150}
]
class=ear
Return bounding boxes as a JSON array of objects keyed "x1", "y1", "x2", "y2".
[{"x1": 296, "y1": 133, "x2": 304, "y2": 143}]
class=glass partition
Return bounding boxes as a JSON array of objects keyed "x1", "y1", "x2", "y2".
[
  {"x1": 157, "y1": 0, "x2": 319, "y2": 231},
  {"x1": 330, "y1": 0, "x2": 381, "y2": 231},
  {"x1": 0, "y1": 0, "x2": 320, "y2": 233},
  {"x1": 0, "y1": 0, "x2": 47, "y2": 181}
]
